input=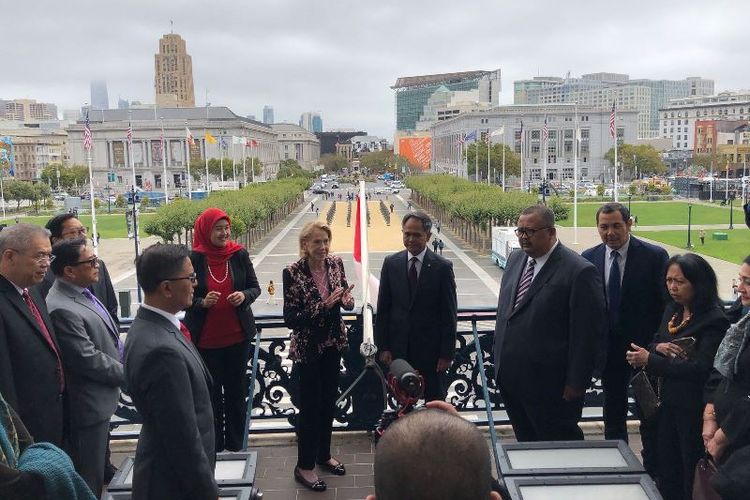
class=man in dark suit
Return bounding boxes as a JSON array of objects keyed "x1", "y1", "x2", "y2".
[
  {"x1": 0, "y1": 224, "x2": 65, "y2": 446},
  {"x1": 39, "y1": 213, "x2": 119, "y2": 325},
  {"x1": 582, "y1": 202, "x2": 668, "y2": 470},
  {"x1": 494, "y1": 205, "x2": 606, "y2": 441},
  {"x1": 124, "y1": 244, "x2": 218, "y2": 500},
  {"x1": 375, "y1": 211, "x2": 457, "y2": 401},
  {"x1": 47, "y1": 238, "x2": 124, "y2": 496}
]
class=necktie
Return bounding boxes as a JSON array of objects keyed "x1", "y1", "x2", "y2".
[
  {"x1": 408, "y1": 257, "x2": 419, "y2": 296},
  {"x1": 82, "y1": 289, "x2": 123, "y2": 359},
  {"x1": 608, "y1": 251, "x2": 621, "y2": 329},
  {"x1": 22, "y1": 289, "x2": 65, "y2": 392},
  {"x1": 513, "y1": 259, "x2": 536, "y2": 310},
  {"x1": 179, "y1": 322, "x2": 193, "y2": 342}
]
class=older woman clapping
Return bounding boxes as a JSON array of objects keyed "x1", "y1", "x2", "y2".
[{"x1": 283, "y1": 221, "x2": 354, "y2": 492}]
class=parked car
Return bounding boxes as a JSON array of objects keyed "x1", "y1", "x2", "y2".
[
  {"x1": 53, "y1": 191, "x2": 69, "y2": 201},
  {"x1": 390, "y1": 187, "x2": 400, "y2": 194}
]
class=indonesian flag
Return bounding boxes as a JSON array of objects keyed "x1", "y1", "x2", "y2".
[
  {"x1": 186, "y1": 127, "x2": 195, "y2": 146},
  {"x1": 353, "y1": 194, "x2": 380, "y2": 313}
]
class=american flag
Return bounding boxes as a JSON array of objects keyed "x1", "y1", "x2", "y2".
[
  {"x1": 519, "y1": 120, "x2": 524, "y2": 143},
  {"x1": 186, "y1": 127, "x2": 195, "y2": 146},
  {"x1": 542, "y1": 117, "x2": 549, "y2": 142},
  {"x1": 610, "y1": 101, "x2": 616, "y2": 138},
  {"x1": 83, "y1": 111, "x2": 92, "y2": 151},
  {"x1": 159, "y1": 131, "x2": 165, "y2": 155},
  {"x1": 127, "y1": 121, "x2": 133, "y2": 146}
]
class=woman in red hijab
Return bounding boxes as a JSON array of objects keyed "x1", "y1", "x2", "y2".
[{"x1": 183, "y1": 207, "x2": 261, "y2": 452}]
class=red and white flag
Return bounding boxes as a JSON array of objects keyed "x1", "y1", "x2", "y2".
[
  {"x1": 246, "y1": 138, "x2": 259, "y2": 148},
  {"x1": 186, "y1": 127, "x2": 195, "y2": 146},
  {"x1": 353, "y1": 194, "x2": 380, "y2": 312},
  {"x1": 127, "y1": 121, "x2": 133, "y2": 146},
  {"x1": 610, "y1": 101, "x2": 616, "y2": 138}
]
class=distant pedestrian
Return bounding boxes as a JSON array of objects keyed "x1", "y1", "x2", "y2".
[
  {"x1": 732, "y1": 279, "x2": 739, "y2": 299},
  {"x1": 438, "y1": 239, "x2": 445, "y2": 255},
  {"x1": 316, "y1": 207, "x2": 320, "y2": 216},
  {"x1": 699, "y1": 229, "x2": 705, "y2": 245},
  {"x1": 266, "y1": 280, "x2": 277, "y2": 305},
  {"x1": 14, "y1": 216, "x2": 19, "y2": 224},
  {"x1": 96, "y1": 232, "x2": 101, "y2": 245},
  {"x1": 633, "y1": 215, "x2": 638, "y2": 227},
  {"x1": 436, "y1": 221, "x2": 441, "y2": 234},
  {"x1": 389, "y1": 203, "x2": 394, "y2": 214},
  {"x1": 432, "y1": 238, "x2": 439, "y2": 253},
  {"x1": 311, "y1": 202, "x2": 315, "y2": 212},
  {"x1": 407, "y1": 201, "x2": 412, "y2": 210}
]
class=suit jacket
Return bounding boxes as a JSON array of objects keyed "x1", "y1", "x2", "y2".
[
  {"x1": 493, "y1": 244, "x2": 606, "y2": 400},
  {"x1": 38, "y1": 259, "x2": 120, "y2": 326},
  {"x1": 183, "y1": 248, "x2": 260, "y2": 345},
  {"x1": 0, "y1": 274, "x2": 64, "y2": 446},
  {"x1": 375, "y1": 248, "x2": 458, "y2": 366},
  {"x1": 582, "y1": 236, "x2": 669, "y2": 349},
  {"x1": 46, "y1": 279, "x2": 123, "y2": 428},
  {"x1": 124, "y1": 307, "x2": 218, "y2": 500}
]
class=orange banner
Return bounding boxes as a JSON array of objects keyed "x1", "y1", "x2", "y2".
[{"x1": 399, "y1": 137, "x2": 432, "y2": 170}]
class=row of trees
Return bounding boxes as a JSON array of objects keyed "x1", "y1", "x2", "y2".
[
  {"x1": 319, "y1": 151, "x2": 420, "y2": 175},
  {"x1": 603, "y1": 144, "x2": 667, "y2": 178},
  {"x1": 143, "y1": 177, "x2": 310, "y2": 243},
  {"x1": 464, "y1": 143, "x2": 521, "y2": 179},
  {"x1": 188, "y1": 157, "x2": 264, "y2": 181},
  {"x1": 1, "y1": 179, "x2": 53, "y2": 212}
]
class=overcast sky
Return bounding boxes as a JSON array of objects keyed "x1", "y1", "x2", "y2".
[{"x1": 4, "y1": 0, "x2": 748, "y2": 138}]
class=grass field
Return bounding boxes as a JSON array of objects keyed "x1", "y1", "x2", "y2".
[
  {"x1": 636, "y1": 228, "x2": 750, "y2": 264},
  {"x1": 0, "y1": 213, "x2": 155, "y2": 239},
  {"x1": 558, "y1": 201, "x2": 745, "y2": 227}
]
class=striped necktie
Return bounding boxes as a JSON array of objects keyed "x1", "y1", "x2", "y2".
[{"x1": 513, "y1": 259, "x2": 536, "y2": 310}]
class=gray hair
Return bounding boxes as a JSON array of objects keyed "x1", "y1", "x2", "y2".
[
  {"x1": 401, "y1": 210, "x2": 433, "y2": 233},
  {"x1": 0, "y1": 224, "x2": 50, "y2": 255}
]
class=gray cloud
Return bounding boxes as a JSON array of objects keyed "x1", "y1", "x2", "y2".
[{"x1": 4, "y1": 0, "x2": 748, "y2": 138}]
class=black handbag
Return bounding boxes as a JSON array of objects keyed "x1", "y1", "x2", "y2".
[
  {"x1": 630, "y1": 369, "x2": 661, "y2": 420},
  {"x1": 693, "y1": 454, "x2": 721, "y2": 500}
]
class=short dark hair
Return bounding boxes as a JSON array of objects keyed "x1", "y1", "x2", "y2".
[
  {"x1": 596, "y1": 202, "x2": 630, "y2": 224},
  {"x1": 743, "y1": 255, "x2": 750, "y2": 266},
  {"x1": 50, "y1": 238, "x2": 87, "y2": 276},
  {"x1": 520, "y1": 204, "x2": 555, "y2": 227},
  {"x1": 45, "y1": 213, "x2": 78, "y2": 241},
  {"x1": 136, "y1": 243, "x2": 190, "y2": 293},
  {"x1": 373, "y1": 409, "x2": 492, "y2": 500},
  {"x1": 402, "y1": 210, "x2": 432, "y2": 233},
  {"x1": 666, "y1": 253, "x2": 720, "y2": 314}
]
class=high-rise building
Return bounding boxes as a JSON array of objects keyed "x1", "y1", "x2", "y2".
[
  {"x1": 154, "y1": 33, "x2": 195, "y2": 107},
  {"x1": 299, "y1": 112, "x2": 322, "y2": 133},
  {"x1": 392, "y1": 69, "x2": 501, "y2": 131},
  {"x1": 263, "y1": 105, "x2": 274, "y2": 124},
  {"x1": 90, "y1": 80, "x2": 109, "y2": 110},
  {"x1": 312, "y1": 114, "x2": 323, "y2": 133},
  {"x1": 0, "y1": 99, "x2": 58, "y2": 121},
  {"x1": 117, "y1": 98, "x2": 130, "y2": 109}
]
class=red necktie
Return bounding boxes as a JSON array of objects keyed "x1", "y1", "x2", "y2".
[
  {"x1": 22, "y1": 288, "x2": 65, "y2": 392},
  {"x1": 179, "y1": 322, "x2": 193, "y2": 342}
]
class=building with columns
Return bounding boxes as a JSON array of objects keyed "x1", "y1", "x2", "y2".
[
  {"x1": 66, "y1": 107, "x2": 279, "y2": 193},
  {"x1": 270, "y1": 123, "x2": 320, "y2": 170},
  {"x1": 430, "y1": 104, "x2": 638, "y2": 185},
  {"x1": 0, "y1": 121, "x2": 68, "y2": 181}
]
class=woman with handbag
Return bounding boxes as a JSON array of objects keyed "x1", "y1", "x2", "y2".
[
  {"x1": 627, "y1": 253, "x2": 728, "y2": 500},
  {"x1": 283, "y1": 221, "x2": 354, "y2": 492},
  {"x1": 701, "y1": 255, "x2": 750, "y2": 499}
]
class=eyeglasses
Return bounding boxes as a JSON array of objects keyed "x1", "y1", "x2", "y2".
[
  {"x1": 514, "y1": 226, "x2": 552, "y2": 237},
  {"x1": 9, "y1": 249, "x2": 56, "y2": 264},
  {"x1": 162, "y1": 272, "x2": 197, "y2": 284},
  {"x1": 737, "y1": 276, "x2": 750, "y2": 287},
  {"x1": 73, "y1": 256, "x2": 99, "y2": 268}
]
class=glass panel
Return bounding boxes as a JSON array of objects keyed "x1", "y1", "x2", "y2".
[
  {"x1": 519, "y1": 484, "x2": 649, "y2": 500},
  {"x1": 506, "y1": 447, "x2": 628, "y2": 469}
]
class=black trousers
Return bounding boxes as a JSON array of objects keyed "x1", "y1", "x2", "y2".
[
  {"x1": 66, "y1": 418, "x2": 110, "y2": 497},
  {"x1": 296, "y1": 347, "x2": 341, "y2": 470},
  {"x1": 408, "y1": 356, "x2": 447, "y2": 402},
  {"x1": 656, "y1": 404, "x2": 703, "y2": 500},
  {"x1": 199, "y1": 338, "x2": 252, "y2": 452},
  {"x1": 499, "y1": 383, "x2": 584, "y2": 442}
]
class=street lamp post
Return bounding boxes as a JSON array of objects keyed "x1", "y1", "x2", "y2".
[
  {"x1": 729, "y1": 192, "x2": 735, "y2": 229},
  {"x1": 687, "y1": 203, "x2": 694, "y2": 248},
  {"x1": 627, "y1": 194, "x2": 632, "y2": 214}
]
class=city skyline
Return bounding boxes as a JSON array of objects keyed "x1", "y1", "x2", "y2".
[{"x1": 3, "y1": 0, "x2": 749, "y2": 139}]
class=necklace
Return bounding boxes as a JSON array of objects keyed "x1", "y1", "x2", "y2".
[
  {"x1": 207, "y1": 261, "x2": 230, "y2": 284},
  {"x1": 667, "y1": 312, "x2": 691, "y2": 335}
]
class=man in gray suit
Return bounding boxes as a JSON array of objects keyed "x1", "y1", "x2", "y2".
[
  {"x1": 493, "y1": 205, "x2": 606, "y2": 441},
  {"x1": 124, "y1": 244, "x2": 218, "y2": 500},
  {"x1": 47, "y1": 238, "x2": 124, "y2": 496}
]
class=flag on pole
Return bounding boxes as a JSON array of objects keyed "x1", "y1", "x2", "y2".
[
  {"x1": 127, "y1": 121, "x2": 133, "y2": 146},
  {"x1": 204, "y1": 132, "x2": 217, "y2": 144},
  {"x1": 490, "y1": 126, "x2": 505, "y2": 137},
  {"x1": 83, "y1": 111, "x2": 92, "y2": 151},
  {"x1": 519, "y1": 120, "x2": 524, "y2": 143},
  {"x1": 232, "y1": 136, "x2": 245, "y2": 145},
  {"x1": 353, "y1": 193, "x2": 380, "y2": 313},
  {"x1": 246, "y1": 139, "x2": 259, "y2": 148},
  {"x1": 610, "y1": 101, "x2": 616, "y2": 138},
  {"x1": 220, "y1": 136, "x2": 228, "y2": 149},
  {"x1": 159, "y1": 131, "x2": 165, "y2": 155},
  {"x1": 186, "y1": 127, "x2": 195, "y2": 146},
  {"x1": 463, "y1": 130, "x2": 477, "y2": 144},
  {"x1": 542, "y1": 117, "x2": 549, "y2": 142}
]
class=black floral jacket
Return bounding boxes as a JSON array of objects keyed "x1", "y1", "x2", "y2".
[{"x1": 282, "y1": 255, "x2": 354, "y2": 363}]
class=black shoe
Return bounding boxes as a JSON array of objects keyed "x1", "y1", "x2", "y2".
[
  {"x1": 294, "y1": 467, "x2": 327, "y2": 492},
  {"x1": 317, "y1": 458, "x2": 346, "y2": 476}
]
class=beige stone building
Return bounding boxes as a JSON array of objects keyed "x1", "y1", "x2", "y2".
[
  {"x1": 271, "y1": 123, "x2": 320, "y2": 170},
  {"x1": 154, "y1": 33, "x2": 195, "y2": 108},
  {"x1": 0, "y1": 122, "x2": 69, "y2": 181},
  {"x1": 0, "y1": 99, "x2": 58, "y2": 121}
]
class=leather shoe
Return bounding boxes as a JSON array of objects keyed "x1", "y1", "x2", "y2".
[
  {"x1": 317, "y1": 458, "x2": 346, "y2": 476},
  {"x1": 294, "y1": 467, "x2": 327, "y2": 492}
]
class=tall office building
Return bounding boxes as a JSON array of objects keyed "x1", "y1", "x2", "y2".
[
  {"x1": 0, "y1": 99, "x2": 58, "y2": 121},
  {"x1": 90, "y1": 80, "x2": 109, "y2": 110},
  {"x1": 263, "y1": 105, "x2": 274, "y2": 124},
  {"x1": 392, "y1": 69, "x2": 501, "y2": 131},
  {"x1": 154, "y1": 32, "x2": 195, "y2": 107},
  {"x1": 312, "y1": 114, "x2": 323, "y2": 133},
  {"x1": 299, "y1": 112, "x2": 322, "y2": 133}
]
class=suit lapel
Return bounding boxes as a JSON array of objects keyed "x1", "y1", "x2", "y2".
[
  {"x1": 502, "y1": 251, "x2": 525, "y2": 317},
  {"x1": 410, "y1": 250, "x2": 434, "y2": 308},
  {"x1": 510, "y1": 245, "x2": 563, "y2": 316},
  {"x1": 1, "y1": 279, "x2": 57, "y2": 353},
  {"x1": 620, "y1": 236, "x2": 640, "y2": 299},
  {"x1": 58, "y1": 280, "x2": 118, "y2": 336}
]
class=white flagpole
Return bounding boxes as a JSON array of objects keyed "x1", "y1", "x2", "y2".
[
  {"x1": 185, "y1": 122, "x2": 192, "y2": 200},
  {"x1": 231, "y1": 140, "x2": 237, "y2": 189},
  {"x1": 242, "y1": 142, "x2": 247, "y2": 186},
  {"x1": 520, "y1": 121, "x2": 525, "y2": 191},
  {"x1": 474, "y1": 129, "x2": 479, "y2": 182},
  {"x1": 614, "y1": 104, "x2": 619, "y2": 202},
  {"x1": 0, "y1": 167, "x2": 5, "y2": 220},
  {"x1": 204, "y1": 98, "x2": 210, "y2": 192},
  {"x1": 161, "y1": 118, "x2": 169, "y2": 205},
  {"x1": 358, "y1": 180, "x2": 374, "y2": 344},
  {"x1": 127, "y1": 110, "x2": 137, "y2": 254},
  {"x1": 87, "y1": 143, "x2": 98, "y2": 254},
  {"x1": 574, "y1": 106, "x2": 579, "y2": 245},
  {"x1": 543, "y1": 115, "x2": 548, "y2": 199},
  {"x1": 487, "y1": 130, "x2": 491, "y2": 185},
  {"x1": 251, "y1": 143, "x2": 255, "y2": 183},
  {"x1": 502, "y1": 128, "x2": 506, "y2": 191}
]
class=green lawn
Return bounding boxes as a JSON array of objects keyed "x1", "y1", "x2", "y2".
[
  {"x1": 0, "y1": 213, "x2": 155, "y2": 239},
  {"x1": 558, "y1": 201, "x2": 745, "y2": 227},
  {"x1": 636, "y1": 228, "x2": 750, "y2": 264}
]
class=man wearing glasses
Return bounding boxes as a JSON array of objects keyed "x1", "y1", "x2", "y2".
[
  {"x1": 46, "y1": 238, "x2": 124, "y2": 496},
  {"x1": 0, "y1": 224, "x2": 65, "y2": 446},
  {"x1": 493, "y1": 205, "x2": 606, "y2": 441},
  {"x1": 124, "y1": 244, "x2": 218, "y2": 500}
]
